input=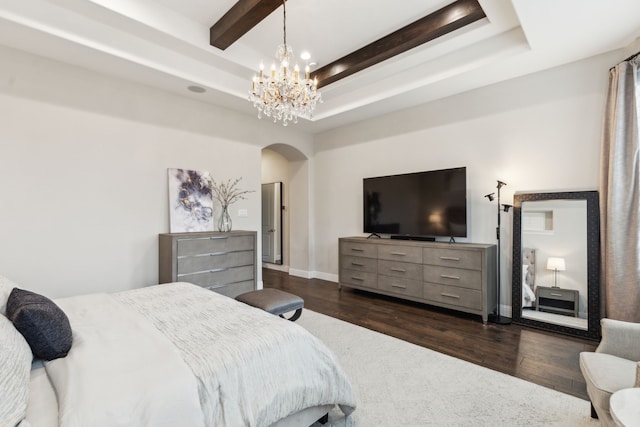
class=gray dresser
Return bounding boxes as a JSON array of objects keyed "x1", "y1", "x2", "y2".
[
  {"x1": 159, "y1": 231, "x2": 257, "y2": 298},
  {"x1": 339, "y1": 237, "x2": 497, "y2": 324}
]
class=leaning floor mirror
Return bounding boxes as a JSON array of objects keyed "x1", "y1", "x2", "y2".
[{"x1": 511, "y1": 191, "x2": 601, "y2": 339}]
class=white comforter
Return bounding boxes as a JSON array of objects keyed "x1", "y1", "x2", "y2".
[
  {"x1": 45, "y1": 283, "x2": 356, "y2": 427},
  {"x1": 47, "y1": 293, "x2": 205, "y2": 427}
]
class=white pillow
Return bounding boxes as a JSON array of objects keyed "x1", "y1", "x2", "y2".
[
  {"x1": 0, "y1": 274, "x2": 20, "y2": 317},
  {"x1": 0, "y1": 314, "x2": 32, "y2": 427}
]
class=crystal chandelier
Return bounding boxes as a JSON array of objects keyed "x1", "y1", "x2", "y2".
[{"x1": 248, "y1": 0, "x2": 321, "y2": 126}]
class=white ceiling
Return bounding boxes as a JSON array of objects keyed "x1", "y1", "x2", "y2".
[{"x1": 0, "y1": 0, "x2": 638, "y2": 134}]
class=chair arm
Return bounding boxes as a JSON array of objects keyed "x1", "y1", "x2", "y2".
[{"x1": 596, "y1": 318, "x2": 640, "y2": 361}]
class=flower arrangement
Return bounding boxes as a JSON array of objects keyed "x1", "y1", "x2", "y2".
[
  {"x1": 210, "y1": 177, "x2": 254, "y2": 232},
  {"x1": 210, "y1": 177, "x2": 254, "y2": 208}
]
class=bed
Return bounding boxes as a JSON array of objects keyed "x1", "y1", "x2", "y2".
[
  {"x1": 521, "y1": 247, "x2": 536, "y2": 308},
  {"x1": 0, "y1": 277, "x2": 356, "y2": 427}
]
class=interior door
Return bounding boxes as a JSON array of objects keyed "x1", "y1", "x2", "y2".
[{"x1": 261, "y1": 183, "x2": 282, "y2": 264}]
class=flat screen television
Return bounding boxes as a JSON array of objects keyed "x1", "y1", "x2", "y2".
[{"x1": 363, "y1": 167, "x2": 467, "y2": 239}]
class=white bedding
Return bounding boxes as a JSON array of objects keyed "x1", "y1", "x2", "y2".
[
  {"x1": 46, "y1": 293, "x2": 205, "y2": 427},
  {"x1": 31, "y1": 283, "x2": 355, "y2": 427}
]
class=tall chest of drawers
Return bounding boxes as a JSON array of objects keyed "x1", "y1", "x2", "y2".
[
  {"x1": 159, "y1": 231, "x2": 257, "y2": 298},
  {"x1": 339, "y1": 237, "x2": 497, "y2": 324}
]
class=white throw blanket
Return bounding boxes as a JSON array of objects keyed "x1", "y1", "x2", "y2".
[
  {"x1": 116, "y1": 283, "x2": 356, "y2": 426},
  {"x1": 44, "y1": 283, "x2": 356, "y2": 427},
  {"x1": 46, "y1": 293, "x2": 205, "y2": 427}
]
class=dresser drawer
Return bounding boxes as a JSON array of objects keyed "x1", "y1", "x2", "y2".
[
  {"x1": 207, "y1": 280, "x2": 255, "y2": 298},
  {"x1": 340, "y1": 269, "x2": 377, "y2": 289},
  {"x1": 378, "y1": 259, "x2": 422, "y2": 281},
  {"x1": 341, "y1": 255, "x2": 377, "y2": 273},
  {"x1": 423, "y1": 247, "x2": 481, "y2": 270},
  {"x1": 340, "y1": 241, "x2": 377, "y2": 258},
  {"x1": 177, "y1": 235, "x2": 254, "y2": 257},
  {"x1": 378, "y1": 275, "x2": 423, "y2": 298},
  {"x1": 378, "y1": 244, "x2": 422, "y2": 264},
  {"x1": 424, "y1": 266, "x2": 482, "y2": 290},
  {"x1": 179, "y1": 265, "x2": 254, "y2": 288},
  {"x1": 178, "y1": 250, "x2": 254, "y2": 275},
  {"x1": 423, "y1": 283, "x2": 482, "y2": 310}
]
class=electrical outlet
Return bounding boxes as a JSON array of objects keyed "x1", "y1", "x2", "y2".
[{"x1": 238, "y1": 209, "x2": 248, "y2": 217}]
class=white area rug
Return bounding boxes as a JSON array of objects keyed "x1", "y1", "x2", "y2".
[{"x1": 298, "y1": 310, "x2": 598, "y2": 427}]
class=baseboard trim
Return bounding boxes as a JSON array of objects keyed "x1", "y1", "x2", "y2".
[
  {"x1": 502, "y1": 305, "x2": 513, "y2": 318},
  {"x1": 289, "y1": 268, "x2": 311, "y2": 279},
  {"x1": 261, "y1": 263, "x2": 289, "y2": 273}
]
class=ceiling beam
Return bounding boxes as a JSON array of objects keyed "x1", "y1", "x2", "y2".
[
  {"x1": 311, "y1": 0, "x2": 486, "y2": 88},
  {"x1": 210, "y1": 0, "x2": 283, "y2": 50}
]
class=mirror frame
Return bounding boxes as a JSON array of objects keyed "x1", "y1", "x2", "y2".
[{"x1": 512, "y1": 190, "x2": 601, "y2": 340}]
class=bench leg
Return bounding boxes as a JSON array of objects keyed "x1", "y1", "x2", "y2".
[
  {"x1": 279, "y1": 308, "x2": 302, "y2": 322},
  {"x1": 590, "y1": 402, "x2": 598, "y2": 419}
]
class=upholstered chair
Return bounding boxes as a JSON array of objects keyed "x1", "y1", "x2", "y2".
[{"x1": 579, "y1": 318, "x2": 640, "y2": 426}]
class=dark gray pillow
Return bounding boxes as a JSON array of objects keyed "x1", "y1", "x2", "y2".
[{"x1": 6, "y1": 288, "x2": 73, "y2": 360}]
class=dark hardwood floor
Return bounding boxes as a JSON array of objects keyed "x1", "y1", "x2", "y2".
[{"x1": 262, "y1": 268, "x2": 597, "y2": 400}]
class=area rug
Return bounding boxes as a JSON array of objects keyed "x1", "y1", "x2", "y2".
[{"x1": 298, "y1": 310, "x2": 598, "y2": 427}]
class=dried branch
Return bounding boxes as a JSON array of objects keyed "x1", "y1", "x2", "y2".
[{"x1": 210, "y1": 177, "x2": 254, "y2": 207}]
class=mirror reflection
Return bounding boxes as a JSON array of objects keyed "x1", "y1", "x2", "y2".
[
  {"x1": 519, "y1": 199, "x2": 588, "y2": 330},
  {"x1": 262, "y1": 182, "x2": 283, "y2": 265}
]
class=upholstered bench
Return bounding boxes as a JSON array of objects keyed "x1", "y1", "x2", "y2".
[{"x1": 235, "y1": 288, "x2": 304, "y2": 321}]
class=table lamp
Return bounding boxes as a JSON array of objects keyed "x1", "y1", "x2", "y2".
[{"x1": 547, "y1": 257, "x2": 566, "y2": 288}]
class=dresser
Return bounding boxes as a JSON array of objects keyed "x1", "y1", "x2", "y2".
[
  {"x1": 339, "y1": 237, "x2": 497, "y2": 324},
  {"x1": 159, "y1": 231, "x2": 257, "y2": 298}
]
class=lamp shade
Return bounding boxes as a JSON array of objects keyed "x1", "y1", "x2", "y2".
[{"x1": 547, "y1": 257, "x2": 566, "y2": 271}]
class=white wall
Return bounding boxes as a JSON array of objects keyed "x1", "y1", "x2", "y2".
[
  {"x1": 311, "y1": 50, "x2": 622, "y2": 313},
  {"x1": 0, "y1": 45, "x2": 312, "y2": 298}
]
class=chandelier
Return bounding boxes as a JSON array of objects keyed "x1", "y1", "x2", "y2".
[{"x1": 248, "y1": 0, "x2": 321, "y2": 126}]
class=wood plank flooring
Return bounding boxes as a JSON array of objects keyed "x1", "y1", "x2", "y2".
[{"x1": 262, "y1": 268, "x2": 598, "y2": 401}]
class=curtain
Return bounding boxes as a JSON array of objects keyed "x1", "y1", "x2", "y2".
[{"x1": 600, "y1": 56, "x2": 640, "y2": 321}]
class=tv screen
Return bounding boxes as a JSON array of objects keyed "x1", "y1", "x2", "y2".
[{"x1": 363, "y1": 167, "x2": 467, "y2": 238}]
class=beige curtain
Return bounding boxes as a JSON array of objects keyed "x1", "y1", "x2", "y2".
[{"x1": 600, "y1": 56, "x2": 639, "y2": 321}]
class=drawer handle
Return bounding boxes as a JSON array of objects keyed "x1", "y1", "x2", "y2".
[
  {"x1": 390, "y1": 268, "x2": 406, "y2": 273},
  {"x1": 209, "y1": 236, "x2": 229, "y2": 240},
  {"x1": 550, "y1": 293, "x2": 564, "y2": 297},
  {"x1": 209, "y1": 268, "x2": 229, "y2": 273},
  {"x1": 351, "y1": 262, "x2": 364, "y2": 267},
  {"x1": 210, "y1": 252, "x2": 229, "y2": 256},
  {"x1": 391, "y1": 252, "x2": 407, "y2": 256},
  {"x1": 440, "y1": 256, "x2": 460, "y2": 261},
  {"x1": 351, "y1": 276, "x2": 365, "y2": 281},
  {"x1": 351, "y1": 248, "x2": 365, "y2": 252},
  {"x1": 391, "y1": 284, "x2": 407, "y2": 289},
  {"x1": 440, "y1": 274, "x2": 460, "y2": 280},
  {"x1": 441, "y1": 292, "x2": 460, "y2": 299}
]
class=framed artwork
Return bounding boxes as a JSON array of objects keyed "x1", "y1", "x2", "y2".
[{"x1": 168, "y1": 168, "x2": 213, "y2": 232}]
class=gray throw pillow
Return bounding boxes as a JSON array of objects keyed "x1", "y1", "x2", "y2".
[{"x1": 7, "y1": 288, "x2": 73, "y2": 360}]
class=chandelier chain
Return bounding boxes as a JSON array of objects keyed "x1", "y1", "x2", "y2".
[{"x1": 282, "y1": 0, "x2": 286, "y2": 51}]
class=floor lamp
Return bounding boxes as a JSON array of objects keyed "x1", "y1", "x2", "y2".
[{"x1": 484, "y1": 180, "x2": 512, "y2": 325}]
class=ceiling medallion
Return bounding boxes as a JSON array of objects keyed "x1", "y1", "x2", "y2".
[{"x1": 248, "y1": 0, "x2": 321, "y2": 126}]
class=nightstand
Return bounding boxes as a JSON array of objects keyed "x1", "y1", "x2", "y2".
[{"x1": 535, "y1": 286, "x2": 579, "y2": 317}]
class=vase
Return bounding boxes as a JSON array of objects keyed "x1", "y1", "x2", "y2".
[{"x1": 217, "y1": 205, "x2": 232, "y2": 232}]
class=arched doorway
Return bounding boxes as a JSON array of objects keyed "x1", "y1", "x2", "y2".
[{"x1": 261, "y1": 144, "x2": 310, "y2": 277}]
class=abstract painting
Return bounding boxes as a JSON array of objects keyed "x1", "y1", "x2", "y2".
[{"x1": 168, "y1": 168, "x2": 213, "y2": 232}]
